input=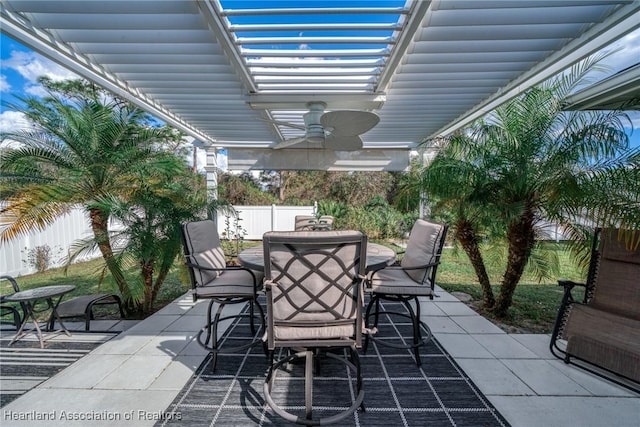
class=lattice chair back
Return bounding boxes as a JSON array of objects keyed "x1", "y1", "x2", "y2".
[{"x1": 263, "y1": 230, "x2": 367, "y2": 350}]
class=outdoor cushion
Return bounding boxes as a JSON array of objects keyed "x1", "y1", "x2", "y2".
[
  {"x1": 401, "y1": 219, "x2": 446, "y2": 284},
  {"x1": 182, "y1": 220, "x2": 226, "y2": 285},
  {"x1": 369, "y1": 267, "x2": 435, "y2": 296},
  {"x1": 193, "y1": 269, "x2": 264, "y2": 299}
]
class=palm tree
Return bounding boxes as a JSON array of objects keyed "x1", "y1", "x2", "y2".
[
  {"x1": 419, "y1": 55, "x2": 639, "y2": 318},
  {"x1": 82, "y1": 166, "x2": 212, "y2": 313},
  {"x1": 0, "y1": 78, "x2": 201, "y2": 313}
]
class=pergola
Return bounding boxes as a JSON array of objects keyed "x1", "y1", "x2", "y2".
[{"x1": 2, "y1": 0, "x2": 639, "y2": 173}]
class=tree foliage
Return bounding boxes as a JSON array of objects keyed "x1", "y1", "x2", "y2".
[
  {"x1": 0, "y1": 77, "x2": 211, "y2": 314},
  {"x1": 418, "y1": 54, "x2": 640, "y2": 318}
]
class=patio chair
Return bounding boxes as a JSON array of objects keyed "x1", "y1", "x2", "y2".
[
  {"x1": 262, "y1": 230, "x2": 367, "y2": 425},
  {"x1": 317, "y1": 215, "x2": 334, "y2": 230},
  {"x1": 0, "y1": 275, "x2": 26, "y2": 329},
  {"x1": 181, "y1": 219, "x2": 265, "y2": 371},
  {"x1": 550, "y1": 228, "x2": 640, "y2": 391},
  {"x1": 364, "y1": 219, "x2": 448, "y2": 366},
  {"x1": 294, "y1": 215, "x2": 318, "y2": 231},
  {"x1": 51, "y1": 293, "x2": 124, "y2": 331}
]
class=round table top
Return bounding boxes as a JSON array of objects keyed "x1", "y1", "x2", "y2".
[
  {"x1": 238, "y1": 242, "x2": 396, "y2": 272},
  {"x1": 5, "y1": 285, "x2": 76, "y2": 302}
]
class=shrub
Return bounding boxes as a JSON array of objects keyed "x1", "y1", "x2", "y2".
[{"x1": 22, "y1": 244, "x2": 63, "y2": 273}]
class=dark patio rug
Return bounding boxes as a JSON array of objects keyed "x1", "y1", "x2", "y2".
[
  {"x1": 158, "y1": 301, "x2": 510, "y2": 426},
  {"x1": 0, "y1": 330, "x2": 116, "y2": 407}
]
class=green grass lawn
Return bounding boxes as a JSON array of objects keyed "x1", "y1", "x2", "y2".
[
  {"x1": 2, "y1": 241, "x2": 586, "y2": 333},
  {"x1": 436, "y1": 244, "x2": 586, "y2": 333},
  {"x1": 1, "y1": 258, "x2": 190, "y2": 321}
]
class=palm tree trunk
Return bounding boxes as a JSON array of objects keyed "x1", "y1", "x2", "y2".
[
  {"x1": 455, "y1": 218, "x2": 495, "y2": 309},
  {"x1": 141, "y1": 260, "x2": 154, "y2": 314},
  {"x1": 89, "y1": 208, "x2": 133, "y2": 309},
  {"x1": 493, "y1": 210, "x2": 536, "y2": 318},
  {"x1": 151, "y1": 266, "x2": 170, "y2": 312}
]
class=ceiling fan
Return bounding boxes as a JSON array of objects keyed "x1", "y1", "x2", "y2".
[{"x1": 267, "y1": 102, "x2": 379, "y2": 150}]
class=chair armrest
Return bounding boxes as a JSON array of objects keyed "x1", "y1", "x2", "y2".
[
  {"x1": 557, "y1": 279, "x2": 585, "y2": 290},
  {"x1": 557, "y1": 279, "x2": 587, "y2": 304},
  {"x1": 372, "y1": 260, "x2": 440, "y2": 274},
  {"x1": 184, "y1": 262, "x2": 259, "y2": 284}
]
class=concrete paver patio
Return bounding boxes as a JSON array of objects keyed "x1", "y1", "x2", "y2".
[{"x1": 1, "y1": 287, "x2": 638, "y2": 426}]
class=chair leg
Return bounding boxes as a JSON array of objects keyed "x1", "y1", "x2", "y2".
[
  {"x1": 403, "y1": 297, "x2": 422, "y2": 366},
  {"x1": 304, "y1": 350, "x2": 313, "y2": 421},
  {"x1": 363, "y1": 295, "x2": 380, "y2": 354},
  {"x1": 249, "y1": 299, "x2": 256, "y2": 334}
]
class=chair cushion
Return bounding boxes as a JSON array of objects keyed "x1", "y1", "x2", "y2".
[
  {"x1": 401, "y1": 219, "x2": 445, "y2": 284},
  {"x1": 194, "y1": 269, "x2": 263, "y2": 299},
  {"x1": 182, "y1": 220, "x2": 226, "y2": 285},
  {"x1": 274, "y1": 324, "x2": 355, "y2": 341},
  {"x1": 370, "y1": 267, "x2": 435, "y2": 296}
]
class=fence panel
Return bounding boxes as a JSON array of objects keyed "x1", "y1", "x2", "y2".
[
  {"x1": 2, "y1": 205, "x2": 316, "y2": 277},
  {"x1": 0, "y1": 208, "x2": 95, "y2": 277},
  {"x1": 218, "y1": 205, "x2": 314, "y2": 240}
]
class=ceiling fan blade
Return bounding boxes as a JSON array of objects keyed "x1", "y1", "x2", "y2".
[
  {"x1": 321, "y1": 110, "x2": 379, "y2": 136},
  {"x1": 324, "y1": 134, "x2": 363, "y2": 151}
]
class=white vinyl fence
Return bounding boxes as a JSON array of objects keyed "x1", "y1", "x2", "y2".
[
  {"x1": 1, "y1": 208, "x2": 97, "y2": 277},
  {"x1": 1, "y1": 205, "x2": 315, "y2": 277}
]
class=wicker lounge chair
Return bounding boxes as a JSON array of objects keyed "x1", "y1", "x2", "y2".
[
  {"x1": 262, "y1": 230, "x2": 367, "y2": 425},
  {"x1": 550, "y1": 228, "x2": 640, "y2": 392}
]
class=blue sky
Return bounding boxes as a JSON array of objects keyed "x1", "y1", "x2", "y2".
[{"x1": 1, "y1": 29, "x2": 639, "y2": 148}]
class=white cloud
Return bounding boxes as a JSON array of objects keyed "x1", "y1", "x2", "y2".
[
  {"x1": 0, "y1": 75, "x2": 10, "y2": 92},
  {"x1": 599, "y1": 28, "x2": 640, "y2": 73},
  {"x1": 3, "y1": 50, "x2": 77, "y2": 92},
  {"x1": 0, "y1": 110, "x2": 29, "y2": 131}
]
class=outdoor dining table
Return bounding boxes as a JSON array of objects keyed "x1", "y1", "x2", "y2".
[
  {"x1": 238, "y1": 241, "x2": 396, "y2": 272},
  {"x1": 5, "y1": 284, "x2": 75, "y2": 348}
]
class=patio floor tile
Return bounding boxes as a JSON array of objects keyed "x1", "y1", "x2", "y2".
[
  {"x1": 511, "y1": 334, "x2": 554, "y2": 359},
  {"x1": 147, "y1": 355, "x2": 204, "y2": 391},
  {"x1": 423, "y1": 315, "x2": 467, "y2": 334},
  {"x1": 500, "y1": 359, "x2": 591, "y2": 395},
  {"x1": 433, "y1": 301, "x2": 479, "y2": 316},
  {"x1": 488, "y1": 395, "x2": 640, "y2": 427},
  {"x1": 40, "y1": 354, "x2": 129, "y2": 389},
  {"x1": 1, "y1": 388, "x2": 178, "y2": 427},
  {"x1": 95, "y1": 355, "x2": 172, "y2": 390},
  {"x1": 455, "y1": 358, "x2": 535, "y2": 396},
  {"x1": 451, "y1": 314, "x2": 506, "y2": 334},
  {"x1": 472, "y1": 334, "x2": 540, "y2": 359},
  {"x1": 433, "y1": 333, "x2": 495, "y2": 358}
]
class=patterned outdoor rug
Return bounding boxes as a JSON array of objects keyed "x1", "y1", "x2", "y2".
[
  {"x1": 158, "y1": 301, "x2": 510, "y2": 426},
  {"x1": 0, "y1": 330, "x2": 116, "y2": 407}
]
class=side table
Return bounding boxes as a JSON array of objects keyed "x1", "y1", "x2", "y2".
[{"x1": 5, "y1": 285, "x2": 76, "y2": 348}]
